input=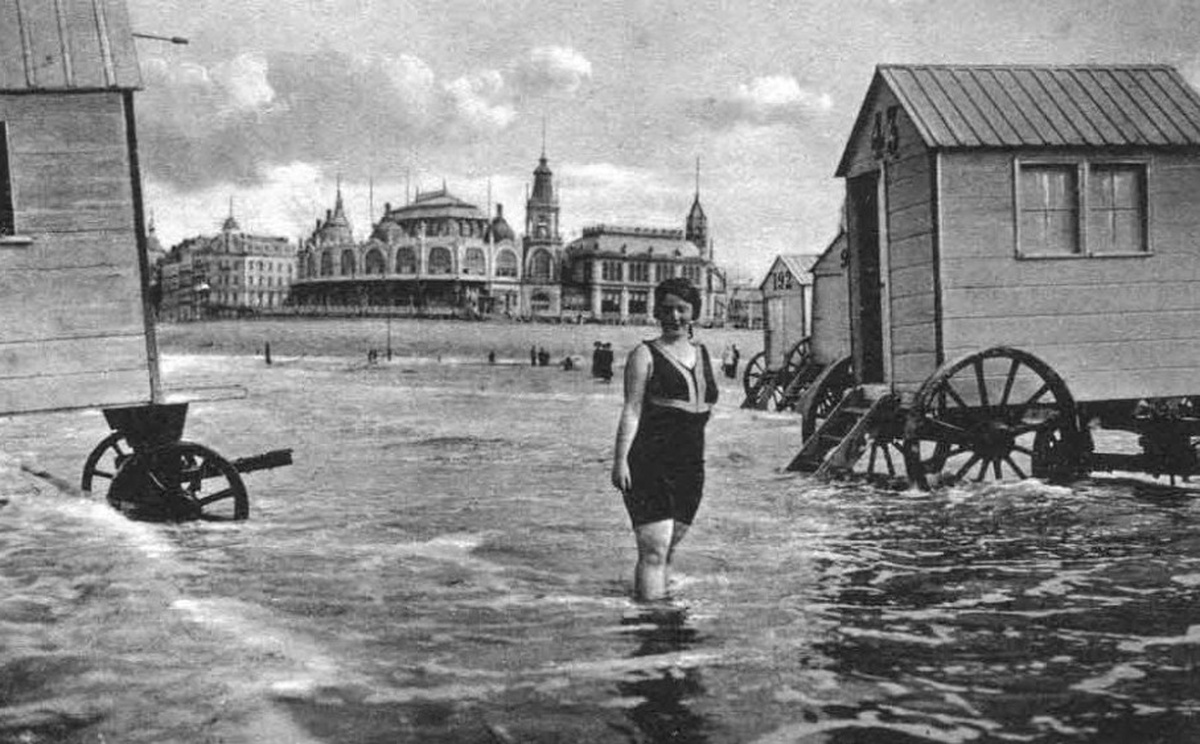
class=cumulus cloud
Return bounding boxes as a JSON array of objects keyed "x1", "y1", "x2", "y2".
[
  {"x1": 512, "y1": 46, "x2": 593, "y2": 97},
  {"x1": 445, "y1": 70, "x2": 516, "y2": 131},
  {"x1": 210, "y1": 53, "x2": 276, "y2": 113},
  {"x1": 689, "y1": 74, "x2": 833, "y2": 129},
  {"x1": 137, "y1": 45, "x2": 592, "y2": 192}
]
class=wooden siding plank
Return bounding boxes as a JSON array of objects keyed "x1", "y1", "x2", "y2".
[
  {"x1": 942, "y1": 281, "x2": 1200, "y2": 319},
  {"x1": 942, "y1": 255, "x2": 1200, "y2": 288},
  {"x1": 0, "y1": 6, "x2": 29, "y2": 90},
  {"x1": 946, "y1": 308, "x2": 1200, "y2": 347},
  {"x1": 891, "y1": 351, "x2": 940, "y2": 393},
  {"x1": 889, "y1": 233, "x2": 935, "y2": 272},
  {"x1": 889, "y1": 263, "x2": 935, "y2": 300},
  {"x1": 62, "y1": 0, "x2": 107, "y2": 89},
  {"x1": 2, "y1": 93, "x2": 126, "y2": 152},
  {"x1": 0, "y1": 266, "x2": 144, "y2": 342},
  {"x1": 0, "y1": 366, "x2": 151, "y2": 415},
  {"x1": 99, "y1": 0, "x2": 140, "y2": 86},
  {"x1": 21, "y1": 2, "x2": 69, "y2": 89},
  {"x1": 888, "y1": 200, "x2": 934, "y2": 243},
  {"x1": 0, "y1": 332, "x2": 147, "y2": 379},
  {"x1": 0, "y1": 229, "x2": 137, "y2": 270},
  {"x1": 891, "y1": 293, "x2": 938, "y2": 326}
]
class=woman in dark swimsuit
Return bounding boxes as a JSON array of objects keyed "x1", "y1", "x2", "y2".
[{"x1": 611, "y1": 277, "x2": 718, "y2": 601}]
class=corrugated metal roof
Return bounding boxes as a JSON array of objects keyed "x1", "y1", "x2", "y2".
[
  {"x1": 0, "y1": 0, "x2": 141, "y2": 91},
  {"x1": 881, "y1": 64, "x2": 1200, "y2": 149}
]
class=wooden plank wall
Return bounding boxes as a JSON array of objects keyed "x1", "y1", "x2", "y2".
[
  {"x1": 0, "y1": 92, "x2": 151, "y2": 414},
  {"x1": 810, "y1": 269, "x2": 850, "y2": 364},
  {"x1": 939, "y1": 149, "x2": 1200, "y2": 402}
]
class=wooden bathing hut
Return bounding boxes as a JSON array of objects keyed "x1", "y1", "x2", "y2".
[
  {"x1": 791, "y1": 63, "x2": 1200, "y2": 486},
  {"x1": 0, "y1": 0, "x2": 157, "y2": 414}
]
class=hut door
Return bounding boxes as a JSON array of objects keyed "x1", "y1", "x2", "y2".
[{"x1": 848, "y1": 172, "x2": 885, "y2": 384}]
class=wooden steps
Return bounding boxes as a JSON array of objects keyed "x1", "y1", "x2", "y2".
[{"x1": 786, "y1": 385, "x2": 898, "y2": 477}]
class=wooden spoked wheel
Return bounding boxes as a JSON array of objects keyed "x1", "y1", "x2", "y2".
[
  {"x1": 742, "y1": 351, "x2": 770, "y2": 398},
  {"x1": 856, "y1": 413, "x2": 910, "y2": 484},
  {"x1": 108, "y1": 441, "x2": 249, "y2": 521},
  {"x1": 81, "y1": 432, "x2": 134, "y2": 494},
  {"x1": 774, "y1": 337, "x2": 817, "y2": 412},
  {"x1": 800, "y1": 356, "x2": 854, "y2": 442},
  {"x1": 902, "y1": 346, "x2": 1080, "y2": 490}
]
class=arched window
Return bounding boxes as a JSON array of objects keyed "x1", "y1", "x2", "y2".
[
  {"x1": 305, "y1": 253, "x2": 317, "y2": 278},
  {"x1": 428, "y1": 246, "x2": 453, "y2": 275},
  {"x1": 364, "y1": 248, "x2": 386, "y2": 275},
  {"x1": 320, "y1": 251, "x2": 334, "y2": 277},
  {"x1": 396, "y1": 247, "x2": 417, "y2": 274},
  {"x1": 464, "y1": 247, "x2": 486, "y2": 275},
  {"x1": 529, "y1": 249, "x2": 552, "y2": 282},
  {"x1": 340, "y1": 250, "x2": 356, "y2": 276},
  {"x1": 496, "y1": 249, "x2": 518, "y2": 278}
]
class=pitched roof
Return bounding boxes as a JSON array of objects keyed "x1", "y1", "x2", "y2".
[
  {"x1": 837, "y1": 64, "x2": 1200, "y2": 175},
  {"x1": 759, "y1": 254, "x2": 818, "y2": 290},
  {"x1": 0, "y1": 0, "x2": 142, "y2": 91}
]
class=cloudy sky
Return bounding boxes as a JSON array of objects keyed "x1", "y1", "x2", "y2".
[{"x1": 126, "y1": 0, "x2": 1200, "y2": 283}]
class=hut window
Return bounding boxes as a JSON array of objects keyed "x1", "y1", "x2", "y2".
[
  {"x1": 1019, "y1": 164, "x2": 1079, "y2": 256},
  {"x1": 0, "y1": 123, "x2": 12, "y2": 236},
  {"x1": 1087, "y1": 164, "x2": 1146, "y2": 254}
]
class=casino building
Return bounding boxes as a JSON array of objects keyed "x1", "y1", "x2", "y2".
[{"x1": 286, "y1": 152, "x2": 727, "y2": 323}]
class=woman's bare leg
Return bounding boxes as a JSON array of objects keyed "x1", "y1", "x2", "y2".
[{"x1": 633, "y1": 520, "x2": 674, "y2": 601}]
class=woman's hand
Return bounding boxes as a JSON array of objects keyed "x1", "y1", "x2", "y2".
[{"x1": 611, "y1": 458, "x2": 631, "y2": 494}]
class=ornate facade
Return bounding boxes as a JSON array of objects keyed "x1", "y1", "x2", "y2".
[{"x1": 286, "y1": 152, "x2": 728, "y2": 323}]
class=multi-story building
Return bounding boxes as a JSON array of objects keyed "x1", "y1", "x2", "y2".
[
  {"x1": 282, "y1": 151, "x2": 729, "y2": 323},
  {"x1": 158, "y1": 209, "x2": 296, "y2": 320},
  {"x1": 561, "y1": 183, "x2": 727, "y2": 325},
  {"x1": 289, "y1": 184, "x2": 522, "y2": 316}
]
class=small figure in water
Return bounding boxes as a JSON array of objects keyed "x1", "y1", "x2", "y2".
[{"x1": 611, "y1": 277, "x2": 717, "y2": 602}]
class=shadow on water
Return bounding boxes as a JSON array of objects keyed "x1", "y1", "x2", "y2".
[{"x1": 613, "y1": 604, "x2": 712, "y2": 744}]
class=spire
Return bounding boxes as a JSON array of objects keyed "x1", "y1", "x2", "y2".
[
  {"x1": 685, "y1": 157, "x2": 707, "y2": 252},
  {"x1": 221, "y1": 194, "x2": 240, "y2": 232},
  {"x1": 541, "y1": 114, "x2": 547, "y2": 159}
]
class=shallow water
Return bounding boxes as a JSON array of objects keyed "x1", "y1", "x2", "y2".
[{"x1": 1, "y1": 353, "x2": 1199, "y2": 743}]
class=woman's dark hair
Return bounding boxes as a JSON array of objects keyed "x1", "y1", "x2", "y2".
[{"x1": 654, "y1": 277, "x2": 702, "y2": 320}]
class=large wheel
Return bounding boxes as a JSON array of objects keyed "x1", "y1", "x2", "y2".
[
  {"x1": 902, "y1": 347, "x2": 1080, "y2": 490},
  {"x1": 800, "y1": 356, "x2": 854, "y2": 441},
  {"x1": 81, "y1": 432, "x2": 134, "y2": 494},
  {"x1": 107, "y1": 441, "x2": 249, "y2": 521},
  {"x1": 742, "y1": 351, "x2": 770, "y2": 398},
  {"x1": 774, "y1": 337, "x2": 818, "y2": 412}
]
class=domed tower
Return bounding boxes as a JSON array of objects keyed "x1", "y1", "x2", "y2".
[
  {"x1": 685, "y1": 157, "x2": 710, "y2": 260},
  {"x1": 489, "y1": 203, "x2": 515, "y2": 243}
]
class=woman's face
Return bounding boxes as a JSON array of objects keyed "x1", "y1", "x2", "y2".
[{"x1": 656, "y1": 292, "x2": 693, "y2": 337}]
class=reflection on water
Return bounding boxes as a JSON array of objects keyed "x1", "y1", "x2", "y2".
[
  {"x1": 618, "y1": 606, "x2": 710, "y2": 742},
  {"x1": 1, "y1": 354, "x2": 1199, "y2": 742}
]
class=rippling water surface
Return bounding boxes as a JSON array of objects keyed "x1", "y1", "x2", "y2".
[{"x1": 1, "y1": 352, "x2": 1199, "y2": 743}]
